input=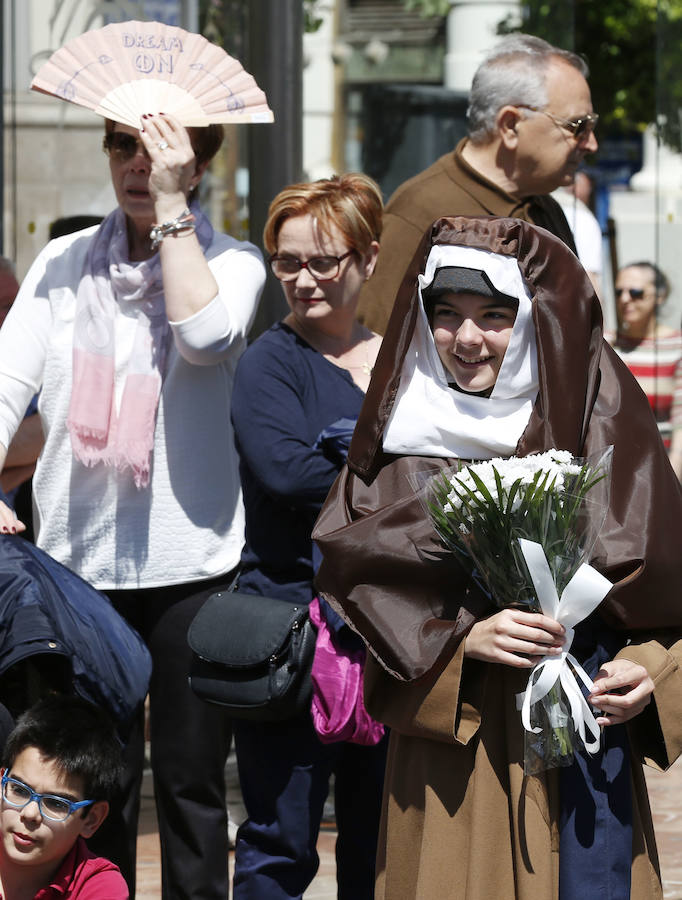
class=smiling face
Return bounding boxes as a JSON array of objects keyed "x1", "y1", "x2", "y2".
[
  {"x1": 276, "y1": 213, "x2": 378, "y2": 336},
  {"x1": 0, "y1": 747, "x2": 106, "y2": 888},
  {"x1": 430, "y1": 290, "x2": 517, "y2": 395},
  {"x1": 515, "y1": 57, "x2": 598, "y2": 194}
]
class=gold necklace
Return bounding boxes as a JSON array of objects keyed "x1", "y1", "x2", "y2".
[{"x1": 343, "y1": 341, "x2": 373, "y2": 376}]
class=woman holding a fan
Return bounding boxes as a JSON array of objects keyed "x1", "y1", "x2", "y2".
[{"x1": 0, "y1": 109, "x2": 265, "y2": 900}]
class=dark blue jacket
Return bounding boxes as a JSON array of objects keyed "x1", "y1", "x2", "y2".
[{"x1": 0, "y1": 535, "x2": 151, "y2": 738}]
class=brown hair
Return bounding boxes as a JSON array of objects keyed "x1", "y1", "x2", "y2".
[
  {"x1": 103, "y1": 118, "x2": 224, "y2": 168},
  {"x1": 263, "y1": 174, "x2": 383, "y2": 257}
]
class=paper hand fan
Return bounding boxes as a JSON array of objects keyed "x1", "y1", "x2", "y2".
[{"x1": 31, "y1": 20, "x2": 274, "y2": 128}]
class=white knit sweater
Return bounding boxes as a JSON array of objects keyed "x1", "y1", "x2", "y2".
[{"x1": 0, "y1": 224, "x2": 265, "y2": 589}]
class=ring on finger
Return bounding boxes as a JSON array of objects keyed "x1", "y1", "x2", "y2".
[{"x1": 157, "y1": 140, "x2": 170, "y2": 151}]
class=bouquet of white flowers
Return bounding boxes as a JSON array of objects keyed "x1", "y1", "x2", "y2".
[{"x1": 421, "y1": 447, "x2": 614, "y2": 773}]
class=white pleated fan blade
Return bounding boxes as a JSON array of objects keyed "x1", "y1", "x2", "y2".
[{"x1": 31, "y1": 20, "x2": 274, "y2": 127}]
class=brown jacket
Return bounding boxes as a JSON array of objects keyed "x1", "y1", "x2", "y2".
[
  {"x1": 314, "y1": 217, "x2": 682, "y2": 899},
  {"x1": 356, "y1": 139, "x2": 577, "y2": 334}
]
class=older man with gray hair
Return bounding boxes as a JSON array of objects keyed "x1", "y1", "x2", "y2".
[{"x1": 358, "y1": 34, "x2": 599, "y2": 332}]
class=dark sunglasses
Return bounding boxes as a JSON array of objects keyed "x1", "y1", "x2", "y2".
[
  {"x1": 102, "y1": 132, "x2": 147, "y2": 161},
  {"x1": 615, "y1": 287, "x2": 646, "y2": 300}
]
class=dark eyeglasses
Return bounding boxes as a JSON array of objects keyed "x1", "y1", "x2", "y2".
[
  {"x1": 102, "y1": 132, "x2": 147, "y2": 161},
  {"x1": 518, "y1": 105, "x2": 599, "y2": 140},
  {"x1": 615, "y1": 287, "x2": 646, "y2": 300},
  {"x1": 1, "y1": 772, "x2": 94, "y2": 822},
  {"x1": 269, "y1": 250, "x2": 355, "y2": 282}
]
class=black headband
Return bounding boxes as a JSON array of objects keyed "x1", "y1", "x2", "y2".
[{"x1": 423, "y1": 266, "x2": 518, "y2": 307}]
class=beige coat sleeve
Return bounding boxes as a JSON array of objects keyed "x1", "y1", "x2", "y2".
[
  {"x1": 363, "y1": 643, "x2": 489, "y2": 745},
  {"x1": 618, "y1": 638, "x2": 682, "y2": 771}
]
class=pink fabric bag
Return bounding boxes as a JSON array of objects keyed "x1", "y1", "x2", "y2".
[{"x1": 309, "y1": 597, "x2": 385, "y2": 746}]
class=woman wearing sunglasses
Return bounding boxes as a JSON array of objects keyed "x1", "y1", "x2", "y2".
[
  {"x1": 0, "y1": 114, "x2": 265, "y2": 898},
  {"x1": 606, "y1": 262, "x2": 682, "y2": 477},
  {"x1": 230, "y1": 174, "x2": 387, "y2": 900}
]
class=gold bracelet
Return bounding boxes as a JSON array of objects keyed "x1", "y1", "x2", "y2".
[{"x1": 149, "y1": 208, "x2": 196, "y2": 250}]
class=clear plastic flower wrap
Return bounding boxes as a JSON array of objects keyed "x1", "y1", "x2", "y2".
[{"x1": 414, "y1": 447, "x2": 614, "y2": 773}]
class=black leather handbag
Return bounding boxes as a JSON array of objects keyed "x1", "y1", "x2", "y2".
[{"x1": 187, "y1": 590, "x2": 317, "y2": 721}]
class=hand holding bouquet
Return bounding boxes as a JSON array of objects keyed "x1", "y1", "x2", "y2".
[{"x1": 421, "y1": 448, "x2": 613, "y2": 773}]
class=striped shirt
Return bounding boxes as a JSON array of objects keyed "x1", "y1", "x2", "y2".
[{"x1": 605, "y1": 330, "x2": 682, "y2": 448}]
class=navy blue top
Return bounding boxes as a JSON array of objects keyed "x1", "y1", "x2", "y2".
[{"x1": 231, "y1": 322, "x2": 365, "y2": 606}]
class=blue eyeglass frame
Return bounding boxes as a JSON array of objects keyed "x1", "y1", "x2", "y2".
[{"x1": 1, "y1": 771, "x2": 94, "y2": 821}]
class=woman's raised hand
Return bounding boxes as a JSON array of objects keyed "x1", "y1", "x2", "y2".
[
  {"x1": 138, "y1": 113, "x2": 198, "y2": 211},
  {"x1": 0, "y1": 499, "x2": 25, "y2": 534},
  {"x1": 588, "y1": 658, "x2": 654, "y2": 726},
  {"x1": 464, "y1": 608, "x2": 565, "y2": 667}
]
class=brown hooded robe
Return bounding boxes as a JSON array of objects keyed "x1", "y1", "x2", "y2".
[{"x1": 314, "y1": 217, "x2": 682, "y2": 900}]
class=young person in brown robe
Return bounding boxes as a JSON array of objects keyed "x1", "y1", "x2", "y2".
[{"x1": 314, "y1": 215, "x2": 682, "y2": 900}]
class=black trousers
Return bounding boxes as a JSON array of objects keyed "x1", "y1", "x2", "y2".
[{"x1": 89, "y1": 575, "x2": 234, "y2": 899}]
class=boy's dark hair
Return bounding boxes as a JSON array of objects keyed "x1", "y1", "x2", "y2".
[{"x1": 2, "y1": 696, "x2": 123, "y2": 803}]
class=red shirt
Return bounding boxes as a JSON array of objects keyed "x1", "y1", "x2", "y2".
[{"x1": 31, "y1": 837, "x2": 128, "y2": 899}]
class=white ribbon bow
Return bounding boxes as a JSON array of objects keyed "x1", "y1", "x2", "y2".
[{"x1": 515, "y1": 538, "x2": 612, "y2": 755}]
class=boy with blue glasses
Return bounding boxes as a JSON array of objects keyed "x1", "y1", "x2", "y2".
[{"x1": 0, "y1": 695, "x2": 127, "y2": 899}]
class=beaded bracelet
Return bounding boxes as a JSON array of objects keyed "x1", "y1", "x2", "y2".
[{"x1": 149, "y1": 208, "x2": 196, "y2": 250}]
